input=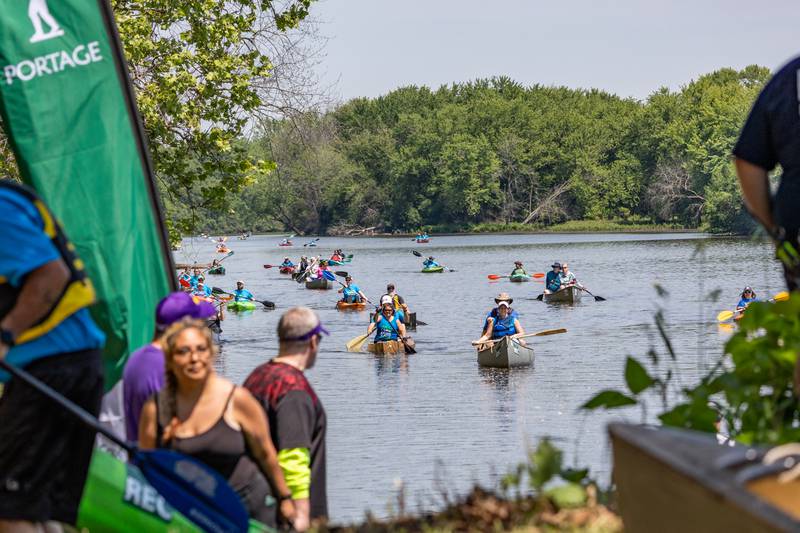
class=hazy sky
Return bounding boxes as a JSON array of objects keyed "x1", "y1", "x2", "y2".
[{"x1": 313, "y1": 0, "x2": 800, "y2": 102}]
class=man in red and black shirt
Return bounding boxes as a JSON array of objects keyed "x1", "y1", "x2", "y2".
[{"x1": 244, "y1": 307, "x2": 328, "y2": 531}]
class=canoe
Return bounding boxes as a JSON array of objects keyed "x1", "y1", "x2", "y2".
[
  {"x1": 279, "y1": 266, "x2": 295, "y2": 274},
  {"x1": 77, "y1": 449, "x2": 269, "y2": 532},
  {"x1": 509, "y1": 274, "x2": 530, "y2": 283},
  {"x1": 305, "y1": 278, "x2": 333, "y2": 290},
  {"x1": 421, "y1": 265, "x2": 444, "y2": 273},
  {"x1": 227, "y1": 300, "x2": 257, "y2": 311},
  {"x1": 403, "y1": 312, "x2": 417, "y2": 331},
  {"x1": 207, "y1": 266, "x2": 225, "y2": 275},
  {"x1": 543, "y1": 285, "x2": 582, "y2": 304},
  {"x1": 367, "y1": 340, "x2": 405, "y2": 354},
  {"x1": 476, "y1": 336, "x2": 534, "y2": 368},
  {"x1": 336, "y1": 300, "x2": 366, "y2": 311},
  {"x1": 609, "y1": 423, "x2": 800, "y2": 532}
]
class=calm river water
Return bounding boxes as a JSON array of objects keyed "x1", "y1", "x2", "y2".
[{"x1": 176, "y1": 233, "x2": 781, "y2": 523}]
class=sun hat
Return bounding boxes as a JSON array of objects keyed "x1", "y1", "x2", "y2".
[
  {"x1": 156, "y1": 292, "x2": 216, "y2": 330},
  {"x1": 515, "y1": 261, "x2": 523, "y2": 265},
  {"x1": 551, "y1": 262, "x2": 561, "y2": 268},
  {"x1": 494, "y1": 292, "x2": 513, "y2": 304}
]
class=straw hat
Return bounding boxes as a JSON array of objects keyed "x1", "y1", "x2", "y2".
[{"x1": 494, "y1": 292, "x2": 513, "y2": 304}]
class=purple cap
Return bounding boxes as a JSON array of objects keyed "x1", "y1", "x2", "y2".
[
  {"x1": 281, "y1": 321, "x2": 330, "y2": 342},
  {"x1": 156, "y1": 292, "x2": 216, "y2": 329}
]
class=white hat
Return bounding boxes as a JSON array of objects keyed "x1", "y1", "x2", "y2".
[
  {"x1": 380, "y1": 295, "x2": 393, "y2": 306},
  {"x1": 498, "y1": 301, "x2": 510, "y2": 308}
]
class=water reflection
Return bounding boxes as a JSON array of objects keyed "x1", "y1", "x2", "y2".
[{"x1": 373, "y1": 353, "x2": 410, "y2": 378}]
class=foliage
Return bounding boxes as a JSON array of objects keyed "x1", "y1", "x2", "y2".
[{"x1": 583, "y1": 291, "x2": 800, "y2": 446}]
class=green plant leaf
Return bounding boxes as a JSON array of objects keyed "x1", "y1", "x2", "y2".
[
  {"x1": 560, "y1": 467, "x2": 589, "y2": 483},
  {"x1": 581, "y1": 390, "x2": 637, "y2": 410},
  {"x1": 625, "y1": 357, "x2": 654, "y2": 394},
  {"x1": 528, "y1": 438, "x2": 562, "y2": 491},
  {"x1": 544, "y1": 482, "x2": 587, "y2": 508}
]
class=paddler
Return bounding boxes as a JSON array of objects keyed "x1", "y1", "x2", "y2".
[
  {"x1": 510, "y1": 260, "x2": 528, "y2": 278},
  {"x1": 476, "y1": 292, "x2": 527, "y2": 346},
  {"x1": 366, "y1": 299, "x2": 408, "y2": 343},
  {"x1": 544, "y1": 262, "x2": 562, "y2": 294},
  {"x1": 178, "y1": 267, "x2": 192, "y2": 287},
  {"x1": 193, "y1": 278, "x2": 212, "y2": 298},
  {"x1": 233, "y1": 280, "x2": 254, "y2": 302},
  {"x1": 330, "y1": 249, "x2": 343, "y2": 262},
  {"x1": 280, "y1": 257, "x2": 295, "y2": 269},
  {"x1": 559, "y1": 262, "x2": 584, "y2": 289},
  {"x1": 338, "y1": 275, "x2": 367, "y2": 303},
  {"x1": 190, "y1": 267, "x2": 202, "y2": 287},
  {"x1": 298, "y1": 256, "x2": 309, "y2": 272},
  {"x1": 423, "y1": 256, "x2": 440, "y2": 269},
  {"x1": 736, "y1": 286, "x2": 758, "y2": 313},
  {"x1": 382, "y1": 283, "x2": 409, "y2": 319}
]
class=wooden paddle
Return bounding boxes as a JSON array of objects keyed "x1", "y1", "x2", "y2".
[
  {"x1": 488, "y1": 273, "x2": 545, "y2": 280},
  {"x1": 211, "y1": 287, "x2": 275, "y2": 309},
  {"x1": 0, "y1": 359, "x2": 249, "y2": 532},
  {"x1": 346, "y1": 332, "x2": 371, "y2": 352},
  {"x1": 717, "y1": 291, "x2": 790, "y2": 322},
  {"x1": 471, "y1": 328, "x2": 567, "y2": 346}
]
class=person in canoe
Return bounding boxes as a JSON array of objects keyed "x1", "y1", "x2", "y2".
[
  {"x1": 338, "y1": 275, "x2": 367, "y2": 303},
  {"x1": 559, "y1": 262, "x2": 584, "y2": 289},
  {"x1": 366, "y1": 299, "x2": 408, "y2": 344},
  {"x1": 382, "y1": 283, "x2": 409, "y2": 319},
  {"x1": 423, "y1": 256, "x2": 440, "y2": 269},
  {"x1": 736, "y1": 286, "x2": 758, "y2": 314},
  {"x1": 510, "y1": 261, "x2": 528, "y2": 278},
  {"x1": 233, "y1": 280, "x2": 254, "y2": 302},
  {"x1": 544, "y1": 262, "x2": 562, "y2": 294},
  {"x1": 476, "y1": 293, "x2": 527, "y2": 346},
  {"x1": 298, "y1": 256, "x2": 309, "y2": 272}
]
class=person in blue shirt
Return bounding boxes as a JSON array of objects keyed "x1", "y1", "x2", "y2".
[
  {"x1": 545, "y1": 262, "x2": 562, "y2": 293},
  {"x1": 476, "y1": 293, "x2": 527, "y2": 345},
  {"x1": 338, "y1": 275, "x2": 366, "y2": 303},
  {"x1": 189, "y1": 267, "x2": 201, "y2": 288},
  {"x1": 280, "y1": 257, "x2": 294, "y2": 268},
  {"x1": 232, "y1": 280, "x2": 254, "y2": 302},
  {"x1": 423, "y1": 256, "x2": 440, "y2": 268},
  {"x1": 736, "y1": 286, "x2": 758, "y2": 314},
  {"x1": 366, "y1": 301, "x2": 407, "y2": 342},
  {"x1": 192, "y1": 279, "x2": 213, "y2": 298},
  {"x1": 0, "y1": 181, "x2": 105, "y2": 529}
]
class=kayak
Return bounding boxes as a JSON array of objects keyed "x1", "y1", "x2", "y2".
[
  {"x1": 217, "y1": 247, "x2": 230, "y2": 254},
  {"x1": 77, "y1": 448, "x2": 269, "y2": 532},
  {"x1": 421, "y1": 265, "x2": 444, "y2": 273},
  {"x1": 367, "y1": 340, "x2": 405, "y2": 354},
  {"x1": 278, "y1": 265, "x2": 295, "y2": 274},
  {"x1": 415, "y1": 238, "x2": 430, "y2": 243},
  {"x1": 227, "y1": 300, "x2": 257, "y2": 311},
  {"x1": 207, "y1": 266, "x2": 225, "y2": 275},
  {"x1": 278, "y1": 242, "x2": 293, "y2": 247},
  {"x1": 509, "y1": 274, "x2": 530, "y2": 283},
  {"x1": 476, "y1": 336, "x2": 534, "y2": 368},
  {"x1": 336, "y1": 300, "x2": 366, "y2": 311},
  {"x1": 327, "y1": 259, "x2": 351, "y2": 266}
]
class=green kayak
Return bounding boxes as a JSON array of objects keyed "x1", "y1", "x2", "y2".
[
  {"x1": 421, "y1": 265, "x2": 444, "y2": 273},
  {"x1": 207, "y1": 266, "x2": 226, "y2": 275},
  {"x1": 77, "y1": 449, "x2": 269, "y2": 532},
  {"x1": 509, "y1": 274, "x2": 530, "y2": 282},
  {"x1": 228, "y1": 300, "x2": 257, "y2": 311}
]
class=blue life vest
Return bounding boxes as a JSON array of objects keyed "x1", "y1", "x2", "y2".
[
  {"x1": 546, "y1": 271, "x2": 561, "y2": 292},
  {"x1": 375, "y1": 314, "x2": 400, "y2": 342},
  {"x1": 737, "y1": 297, "x2": 757, "y2": 309},
  {"x1": 486, "y1": 308, "x2": 517, "y2": 339}
]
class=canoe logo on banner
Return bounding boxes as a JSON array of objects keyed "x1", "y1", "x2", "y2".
[
  {"x1": 28, "y1": 0, "x2": 64, "y2": 43},
  {"x1": 2, "y1": 0, "x2": 105, "y2": 87},
  {"x1": 123, "y1": 467, "x2": 174, "y2": 522}
]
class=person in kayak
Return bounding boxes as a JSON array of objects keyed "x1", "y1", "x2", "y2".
[
  {"x1": 281, "y1": 257, "x2": 295, "y2": 269},
  {"x1": 330, "y1": 250, "x2": 343, "y2": 263},
  {"x1": 233, "y1": 280, "x2": 254, "y2": 302},
  {"x1": 423, "y1": 256, "x2": 440, "y2": 269},
  {"x1": 477, "y1": 293, "x2": 527, "y2": 346},
  {"x1": 193, "y1": 278, "x2": 212, "y2": 298},
  {"x1": 189, "y1": 267, "x2": 202, "y2": 287},
  {"x1": 736, "y1": 286, "x2": 758, "y2": 313},
  {"x1": 138, "y1": 319, "x2": 296, "y2": 527},
  {"x1": 545, "y1": 262, "x2": 562, "y2": 293},
  {"x1": 367, "y1": 300, "x2": 408, "y2": 343},
  {"x1": 338, "y1": 275, "x2": 366, "y2": 303},
  {"x1": 510, "y1": 261, "x2": 528, "y2": 278}
]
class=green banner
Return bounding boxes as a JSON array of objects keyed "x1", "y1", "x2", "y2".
[{"x1": 0, "y1": 0, "x2": 175, "y2": 386}]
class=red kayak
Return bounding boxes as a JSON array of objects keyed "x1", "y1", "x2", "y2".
[
  {"x1": 279, "y1": 265, "x2": 295, "y2": 274},
  {"x1": 279, "y1": 242, "x2": 293, "y2": 247}
]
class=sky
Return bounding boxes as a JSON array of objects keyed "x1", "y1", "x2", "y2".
[{"x1": 312, "y1": 0, "x2": 800, "y2": 102}]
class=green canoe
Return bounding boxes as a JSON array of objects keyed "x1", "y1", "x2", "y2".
[
  {"x1": 77, "y1": 449, "x2": 270, "y2": 532},
  {"x1": 228, "y1": 300, "x2": 257, "y2": 311},
  {"x1": 421, "y1": 265, "x2": 444, "y2": 273}
]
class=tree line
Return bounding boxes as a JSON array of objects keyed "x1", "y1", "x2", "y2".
[{"x1": 208, "y1": 66, "x2": 770, "y2": 236}]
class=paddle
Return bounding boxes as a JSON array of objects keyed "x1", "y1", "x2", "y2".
[
  {"x1": 303, "y1": 238, "x2": 320, "y2": 247},
  {"x1": 717, "y1": 291, "x2": 790, "y2": 322},
  {"x1": 471, "y1": 328, "x2": 567, "y2": 346},
  {"x1": 346, "y1": 332, "x2": 371, "y2": 352},
  {"x1": 201, "y1": 251, "x2": 234, "y2": 274},
  {"x1": 264, "y1": 263, "x2": 295, "y2": 270},
  {"x1": 411, "y1": 250, "x2": 454, "y2": 272},
  {"x1": 578, "y1": 286, "x2": 606, "y2": 302},
  {"x1": 487, "y1": 273, "x2": 545, "y2": 280},
  {"x1": 0, "y1": 359, "x2": 249, "y2": 532},
  {"x1": 211, "y1": 287, "x2": 275, "y2": 309},
  {"x1": 294, "y1": 258, "x2": 317, "y2": 283}
]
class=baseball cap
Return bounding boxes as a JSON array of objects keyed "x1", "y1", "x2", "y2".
[
  {"x1": 380, "y1": 295, "x2": 393, "y2": 306},
  {"x1": 156, "y1": 292, "x2": 216, "y2": 330}
]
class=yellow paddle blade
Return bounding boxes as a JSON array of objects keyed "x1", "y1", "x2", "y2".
[
  {"x1": 773, "y1": 291, "x2": 790, "y2": 302},
  {"x1": 346, "y1": 333, "x2": 370, "y2": 352},
  {"x1": 533, "y1": 328, "x2": 567, "y2": 336},
  {"x1": 717, "y1": 310, "x2": 735, "y2": 323}
]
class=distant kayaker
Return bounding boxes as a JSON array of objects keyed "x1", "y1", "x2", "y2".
[
  {"x1": 736, "y1": 286, "x2": 758, "y2": 313},
  {"x1": 510, "y1": 260, "x2": 528, "y2": 277},
  {"x1": 559, "y1": 263, "x2": 584, "y2": 289},
  {"x1": 382, "y1": 283, "x2": 409, "y2": 319},
  {"x1": 477, "y1": 293, "x2": 527, "y2": 346},
  {"x1": 122, "y1": 292, "x2": 216, "y2": 442},
  {"x1": 244, "y1": 307, "x2": 330, "y2": 531},
  {"x1": 233, "y1": 280, "x2": 254, "y2": 302},
  {"x1": 330, "y1": 249, "x2": 343, "y2": 262},
  {"x1": 0, "y1": 181, "x2": 105, "y2": 530},
  {"x1": 193, "y1": 278, "x2": 212, "y2": 298},
  {"x1": 423, "y1": 256, "x2": 440, "y2": 269},
  {"x1": 338, "y1": 275, "x2": 366, "y2": 303},
  {"x1": 139, "y1": 319, "x2": 296, "y2": 527},
  {"x1": 178, "y1": 266, "x2": 192, "y2": 287},
  {"x1": 367, "y1": 300, "x2": 408, "y2": 343},
  {"x1": 190, "y1": 267, "x2": 202, "y2": 287},
  {"x1": 281, "y1": 257, "x2": 295, "y2": 268},
  {"x1": 545, "y1": 262, "x2": 562, "y2": 293}
]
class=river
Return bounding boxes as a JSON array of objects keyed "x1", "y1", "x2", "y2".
[{"x1": 176, "y1": 232, "x2": 781, "y2": 523}]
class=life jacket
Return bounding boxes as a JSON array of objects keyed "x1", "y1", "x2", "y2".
[
  {"x1": 0, "y1": 180, "x2": 96, "y2": 345},
  {"x1": 488, "y1": 308, "x2": 517, "y2": 339},
  {"x1": 375, "y1": 314, "x2": 400, "y2": 342}
]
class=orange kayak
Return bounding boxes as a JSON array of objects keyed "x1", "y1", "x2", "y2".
[{"x1": 336, "y1": 300, "x2": 366, "y2": 311}]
